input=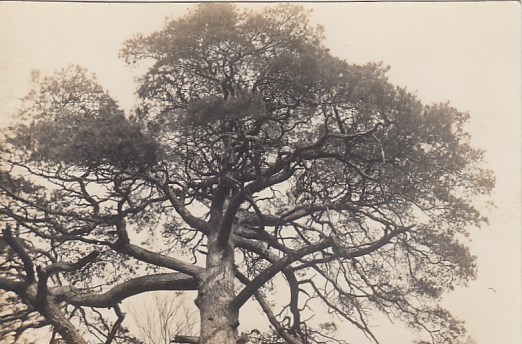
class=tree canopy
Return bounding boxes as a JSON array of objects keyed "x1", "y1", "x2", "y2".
[{"x1": 0, "y1": 4, "x2": 493, "y2": 344}]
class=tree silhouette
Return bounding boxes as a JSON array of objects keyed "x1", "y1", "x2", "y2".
[
  {"x1": 0, "y1": 4, "x2": 493, "y2": 344},
  {"x1": 127, "y1": 292, "x2": 197, "y2": 344}
]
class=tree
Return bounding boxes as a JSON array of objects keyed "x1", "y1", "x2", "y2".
[
  {"x1": 0, "y1": 4, "x2": 493, "y2": 344},
  {"x1": 128, "y1": 292, "x2": 197, "y2": 344}
]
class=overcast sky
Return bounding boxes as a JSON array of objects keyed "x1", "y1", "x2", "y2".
[{"x1": 0, "y1": 2, "x2": 520, "y2": 344}]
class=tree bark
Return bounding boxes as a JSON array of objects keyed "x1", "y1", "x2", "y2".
[
  {"x1": 38, "y1": 298, "x2": 87, "y2": 344},
  {"x1": 196, "y1": 234, "x2": 238, "y2": 344}
]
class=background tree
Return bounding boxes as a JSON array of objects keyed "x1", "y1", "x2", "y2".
[
  {"x1": 0, "y1": 4, "x2": 493, "y2": 344},
  {"x1": 128, "y1": 292, "x2": 197, "y2": 344}
]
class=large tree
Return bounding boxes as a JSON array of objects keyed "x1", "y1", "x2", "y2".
[{"x1": 0, "y1": 4, "x2": 493, "y2": 344}]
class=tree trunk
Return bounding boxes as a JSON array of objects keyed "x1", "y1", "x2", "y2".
[{"x1": 196, "y1": 236, "x2": 238, "y2": 344}]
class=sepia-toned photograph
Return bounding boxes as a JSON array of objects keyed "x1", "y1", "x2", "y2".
[{"x1": 0, "y1": 2, "x2": 520, "y2": 344}]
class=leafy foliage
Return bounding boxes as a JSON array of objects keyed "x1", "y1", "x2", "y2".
[{"x1": 9, "y1": 66, "x2": 159, "y2": 170}]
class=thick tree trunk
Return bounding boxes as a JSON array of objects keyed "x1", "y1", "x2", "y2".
[{"x1": 196, "y1": 236, "x2": 238, "y2": 344}]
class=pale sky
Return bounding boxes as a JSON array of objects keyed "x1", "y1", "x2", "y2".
[{"x1": 0, "y1": 2, "x2": 520, "y2": 344}]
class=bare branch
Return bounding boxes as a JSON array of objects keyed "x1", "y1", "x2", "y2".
[
  {"x1": 104, "y1": 305, "x2": 125, "y2": 344},
  {"x1": 172, "y1": 335, "x2": 199, "y2": 344},
  {"x1": 234, "y1": 270, "x2": 303, "y2": 344},
  {"x1": 112, "y1": 219, "x2": 205, "y2": 280},
  {"x1": 55, "y1": 273, "x2": 198, "y2": 308},
  {"x1": 234, "y1": 238, "x2": 334, "y2": 307},
  {"x1": 2, "y1": 225, "x2": 35, "y2": 282}
]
